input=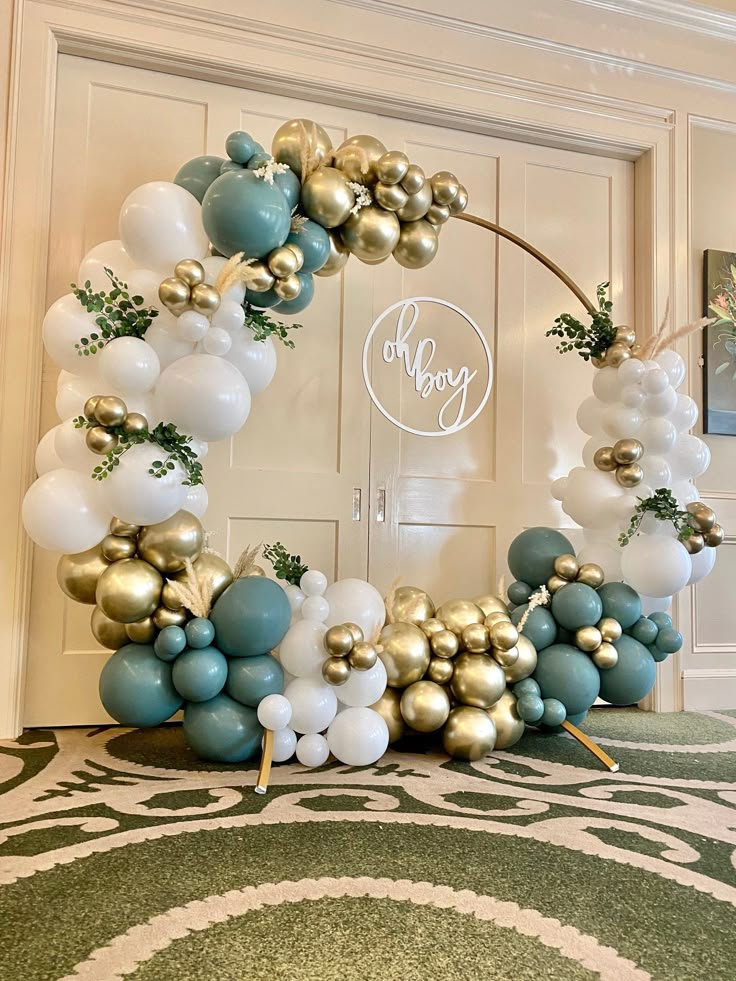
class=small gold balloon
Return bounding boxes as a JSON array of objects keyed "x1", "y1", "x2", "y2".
[
  {"x1": 349, "y1": 641, "x2": 378, "y2": 671},
  {"x1": 576, "y1": 563, "x2": 605, "y2": 589},
  {"x1": 462, "y1": 623, "x2": 491, "y2": 653},
  {"x1": 268, "y1": 246, "x2": 300, "y2": 279},
  {"x1": 388, "y1": 586, "x2": 435, "y2": 626},
  {"x1": 400, "y1": 164, "x2": 425, "y2": 195},
  {"x1": 554, "y1": 553, "x2": 579, "y2": 581},
  {"x1": 122, "y1": 412, "x2": 148, "y2": 436},
  {"x1": 152, "y1": 605, "x2": 189, "y2": 629},
  {"x1": 598, "y1": 617, "x2": 622, "y2": 642},
  {"x1": 57, "y1": 546, "x2": 110, "y2": 604},
  {"x1": 425, "y1": 202, "x2": 450, "y2": 226},
  {"x1": 247, "y1": 260, "x2": 276, "y2": 293},
  {"x1": 431, "y1": 628, "x2": 459, "y2": 659},
  {"x1": 272, "y1": 118, "x2": 333, "y2": 180},
  {"x1": 427, "y1": 656, "x2": 454, "y2": 685},
  {"x1": 473, "y1": 595, "x2": 508, "y2": 617},
  {"x1": 395, "y1": 181, "x2": 433, "y2": 221},
  {"x1": 90, "y1": 606, "x2": 127, "y2": 650},
  {"x1": 614, "y1": 326, "x2": 637, "y2": 347},
  {"x1": 314, "y1": 230, "x2": 350, "y2": 277},
  {"x1": 704, "y1": 523, "x2": 724, "y2": 547},
  {"x1": 575, "y1": 625, "x2": 603, "y2": 652},
  {"x1": 451, "y1": 652, "x2": 506, "y2": 709},
  {"x1": 374, "y1": 181, "x2": 409, "y2": 212},
  {"x1": 325, "y1": 624, "x2": 355, "y2": 657},
  {"x1": 442, "y1": 706, "x2": 496, "y2": 761},
  {"x1": 94, "y1": 396, "x2": 127, "y2": 427},
  {"x1": 492, "y1": 645, "x2": 519, "y2": 668},
  {"x1": 400, "y1": 680, "x2": 450, "y2": 733},
  {"x1": 630, "y1": 343, "x2": 645, "y2": 359},
  {"x1": 430, "y1": 171, "x2": 460, "y2": 206},
  {"x1": 370, "y1": 687, "x2": 405, "y2": 743},
  {"x1": 158, "y1": 277, "x2": 190, "y2": 314},
  {"x1": 420, "y1": 617, "x2": 446, "y2": 639},
  {"x1": 176, "y1": 552, "x2": 232, "y2": 604},
  {"x1": 333, "y1": 134, "x2": 388, "y2": 184},
  {"x1": 616, "y1": 463, "x2": 644, "y2": 488},
  {"x1": 286, "y1": 244, "x2": 304, "y2": 271},
  {"x1": 686, "y1": 502, "x2": 716, "y2": 533},
  {"x1": 341, "y1": 206, "x2": 400, "y2": 262},
  {"x1": 486, "y1": 689, "x2": 525, "y2": 750},
  {"x1": 612, "y1": 438, "x2": 644, "y2": 465},
  {"x1": 274, "y1": 273, "x2": 302, "y2": 301},
  {"x1": 85, "y1": 426, "x2": 117, "y2": 455},
  {"x1": 375, "y1": 150, "x2": 410, "y2": 185},
  {"x1": 435, "y1": 599, "x2": 485, "y2": 637},
  {"x1": 174, "y1": 259, "x2": 205, "y2": 287},
  {"x1": 96, "y1": 558, "x2": 163, "y2": 624},
  {"x1": 161, "y1": 581, "x2": 184, "y2": 611},
  {"x1": 593, "y1": 447, "x2": 617, "y2": 472},
  {"x1": 101, "y1": 534, "x2": 137, "y2": 562},
  {"x1": 447, "y1": 184, "x2": 469, "y2": 215},
  {"x1": 125, "y1": 617, "x2": 157, "y2": 644},
  {"x1": 137, "y1": 510, "x2": 204, "y2": 575},
  {"x1": 84, "y1": 395, "x2": 103, "y2": 420},
  {"x1": 684, "y1": 532, "x2": 705, "y2": 554},
  {"x1": 322, "y1": 656, "x2": 351, "y2": 686},
  {"x1": 301, "y1": 167, "x2": 354, "y2": 228},
  {"x1": 190, "y1": 283, "x2": 220, "y2": 315},
  {"x1": 606, "y1": 342, "x2": 632, "y2": 367},
  {"x1": 110, "y1": 517, "x2": 140, "y2": 538},
  {"x1": 393, "y1": 219, "x2": 438, "y2": 269},
  {"x1": 490, "y1": 620, "x2": 519, "y2": 652},
  {"x1": 592, "y1": 642, "x2": 619, "y2": 670},
  {"x1": 546, "y1": 575, "x2": 568, "y2": 594},
  {"x1": 503, "y1": 634, "x2": 537, "y2": 684},
  {"x1": 343, "y1": 622, "x2": 364, "y2": 645},
  {"x1": 484, "y1": 611, "x2": 510, "y2": 627},
  {"x1": 378, "y1": 622, "x2": 431, "y2": 687}
]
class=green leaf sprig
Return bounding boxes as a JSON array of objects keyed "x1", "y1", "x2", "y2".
[
  {"x1": 546, "y1": 282, "x2": 617, "y2": 361},
  {"x1": 243, "y1": 301, "x2": 302, "y2": 349},
  {"x1": 70, "y1": 268, "x2": 159, "y2": 356},
  {"x1": 262, "y1": 542, "x2": 308, "y2": 585},
  {"x1": 618, "y1": 488, "x2": 695, "y2": 546}
]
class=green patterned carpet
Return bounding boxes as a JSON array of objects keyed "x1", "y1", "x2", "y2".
[{"x1": 1, "y1": 707, "x2": 736, "y2": 980}]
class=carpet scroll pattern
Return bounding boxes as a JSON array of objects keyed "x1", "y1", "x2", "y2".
[{"x1": 1, "y1": 708, "x2": 735, "y2": 980}]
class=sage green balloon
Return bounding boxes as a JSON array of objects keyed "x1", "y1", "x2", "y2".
[
  {"x1": 597, "y1": 582, "x2": 642, "y2": 629},
  {"x1": 533, "y1": 643, "x2": 600, "y2": 716},
  {"x1": 511, "y1": 604, "x2": 556, "y2": 651},
  {"x1": 507, "y1": 580, "x2": 532, "y2": 606},
  {"x1": 599, "y1": 635, "x2": 656, "y2": 705},
  {"x1": 287, "y1": 221, "x2": 331, "y2": 273},
  {"x1": 507, "y1": 527, "x2": 574, "y2": 587},
  {"x1": 225, "y1": 653, "x2": 284, "y2": 708},
  {"x1": 202, "y1": 170, "x2": 291, "y2": 259},
  {"x1": 551, "y1": 583, "x2": 603, "y2": 630},
  {"x1": 174, "y1": 155, "x2": 227, "y2": 204}
]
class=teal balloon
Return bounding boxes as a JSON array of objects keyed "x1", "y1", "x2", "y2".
[
  {"x1": 185, "y1": 617, "x2": 216, "y2": 650},
  {"x1": 511, "y1": 605, "x2": 556, "y2": 651},
  {"x1": 566, "y1": 711, "x2": 588, "y2": 727},
  {"x1": 274, "y1": 169, "x2": 301, "y2": 210},
  {"x1": 274, "y1": 272, "x2": 314, "y2": 315},
  {"x1": 225, "y1": 653, "x2": 284, "y2": 707},
  {"x1": 220, "y1": 160, "x2": 245, "y2": 174},
  {"x1": 99, "y1": 644, "x2": 182, "y2": 726},
  {"x1": 533, "y1": 644, "x2": 601, "y2": 716},
  {"x1": 154, "y1": 625, "x2": 187, "y2": 661},
  {"x1": 551, "y1": 583, "x2": 603, "y2": 630},
  {"x1": 630, "y1": 616, "x2": 658, "y2": 646},
  {"x1": 226, "y1": 130, "x2": 258, "y2": 164},
  {"x1": 172, "y1": 646, "x2": 228, "y2": 702},
  {"x1": 174, "y1": 155, "x2": 227, "y2": 204},
  {"x1": 507, "y1": 581, "x2": 532, "y2": 606},
  {"x1": 599, "y1": 635, "x2": 656, "y2": 705},
  {"x1": 649, "y1": 611, "x2": 672, "y2": 630},
  {"x1": 507, "y1": 527, "x2": 574, "y2": 587},
  {"x1": 246, "y1": 151, "x2": 274, "y2": 170},
  {"x1": 556, "y1": 626, "x2": 574, "y2": 645},
  {"x1": 648, "y1": 643, "x2": 669, "y2": 664},
  {"x1": 541, "y1": 697, "x2": 566, "y2": 727},
  {"x1": 245, "y1": 285, "x2": 282, "y2": 309},
  {"x1": 517, "y1": 693, "x2": 544, "y2": 724},
  {"x1": 202, "y1": 171, "x2": 291, "y2": 259},
  {"x1": 210, "y1": 576, "x2": 291, "y2": 657},
  {"x1": 597, "y1": 582, "x2": 642, "y2": 629},
  {"x1": 286, "y1": 221, "x2": 330, "y2": 273},
  {"x1": 655, "y1": 626, "x2": 683, "y2": 654},
  {"x1": 183, "y1": 693, "x2": 262, "y2": 763},
  {"x1": 513, "y1": 678, "x2": 541, "y2": 699}
]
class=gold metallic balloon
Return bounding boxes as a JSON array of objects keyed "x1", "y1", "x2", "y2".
[
  {"x1": 370, "y1": 688, "x2": 405, "y2": 743},
  {"x1": 592, "y1": 642, "x2": 619, "y2": 670},
  {"x1": 393, "y1": 219, "x2": 438, "y2": 269},
  {"x1": 462, "y1": 623, "x2": 491, "y2": 653},
  {"x1": 431, "y1": 628, "x2": 459, "y2": 659},
  {"x1": 190, "y1": 283, "x2": 221, "y2": 315},
  {"x1": 577, "y1": 563, "x2": 605, "y2": 589},
  {"x1": 94, "y1": 396, "x2": 127, "y2": 427},
  {"x1": 388, "y1": 586, "x2": 435, "y2": 626},
  {"x1": 395, "y1": 181, "x2": 433, "y2": 221},
  {"x1": 101, "y1": 534, "x2": 137, "y2": 562},
  {"x1": 400, "y1": 680, "x2": 450, "y2": 733},
  {"x1": 378, "y1": 622, "x2": 430, "y2": 687},
  {"x1": 285, "y1": 244, "x2": 304, "y2": 271},
  {"x1": 492, "y1": 645, "x2": 519, "y2": 668},
  {"x1": 598, "y1": 617, "x2": 622, "y2": 642},
  {"x1": 247, "y1": 260, "x2": 276, "y2": 293},
  {"x1": 686, "y1": 502, "x2": 716, "y2": 533},
  {"x1": 57, "y1": 546, "x2": 110, "y2": 604},
  {"x1": 85, "y1": 426, "x2": 116, "y2": 455},
  {"x1": 447, "y1": 184, "x2": 469, "y2": 215},
  {"x1": 554, "y1": 553, "x2": 579, "y2": 581},
  {"x1": 325, "y1": 624, "x2": 355, "y2": 656},
  {"x1": 301, "y1": 167, "x2": 354, "y2": 228},
  {"x1": 425, "y1": 202, "x2": 450, "y2": 226},
  {"x1": 161, "y1": 581, "x2": 184, "y2": 611},
  {"x1": 314, "y1": 230, "x2": 350, "y2": 277},
  {"x1": 575, "y1": 626, "x2": 603, "y2": 652},
  {"x1": 84, "y1": 395, "x2": 102, "y2": 421},
  {"x1": 122, "y1": 412, "x2": 148, "y2": 436},
  {"x1": 451, "y1": 653, "x2": 506, "y2": 709},
  {"x1": 546, "y1": 575, "x2": 568, "y2": 594},
  {"x1": 615, "y1": 326, "x2": 637, "y2": 347},
  {"x1": 247, "y1": 565, "x2": 266, "y2": 577},
  {"x1": 503, "y1": 634, "x2": 537, "y2": 684},
  {"x1": 427, "y1": 656, "x2": 454, "y2": 685},
  {"x1": 612, "y1": 438, "x2": 644, "y2": 465},
  {"x1": 158, "y1": 277, "x2": 190, "y2": 314},
  {"x1": 322, "y1": 656, "x2": 351, "y2": 685},
  {"x1": 484, "y1": 612, "x2": 510, "y2": 627},
  {"x1": 343, "y1": 622, "x2": 364, "y2": 645},
  {"x1": 473, "y1": 595, "x2": 508, "y2": 617},
  {"x1": 176, "y1": 551, "x2": 233, "y2": 604},
  {"x1": 341, "y1": 206, "x2": 400, "y2": 262},
  {"x1": 420, "y1": 617, "x2": 446, "y2": 639},
  {"x1": 274, "y1": 273, "x2": 302, "y2": 301},
  {"x1": 605, "y1": 342, "x2": 631, "y2": 367},
  {"x1": 271, "y1": 118, "x2": 333, "y2": 180},
  {"x1": 125, "y1": 617, "x2": 157, "y2": 644},
  {"x1": 442, "y1": 706, "x2": 496, "y2": 761},
  {"x1": 435, "y1": 599, "x2": 485, "y2": 637},
  {"x1": 684, "y1": 532, "x2": 705, "y2": 554},
  {"x1": 110, "y1": 518, "x2": 140, "y2": 538},
  {"x1": 593, "y1": 447, "x2": 617, "y2": 472},
  {"x1": 630, "y1": 342, "x2": 645, "y2": 359},
  {"x1": 268, "y1": 246, "x2": 301, "y2": 279},
  {"x1": 374, "y1": 181, "x2": 409, "y2": 212},
  {"x1": 137, "y1": 510, "x2": 204, "y2": 575},
  {"x1": 375, "y1": 150, "x2": 410, "y2": 185},
  {"x1": 430, "y1": 171, "x2": 460, "y2": 206},
  {"x1": 616, "y1": 463, "x2": 643, "y2": 488},
  {"x1": 152, "y1": 605, "x2": 188, "y2": 629},
  {"x1": 401, "y1": 164, "x2": 425, "y2": 195},
  {"x1": 486, "y1": 689, "x2": 525, "y2": 749},
  {"x1": 333, "y1": 134, "x2": 388, "y2": 185},
  {"x1": 704, "y1": 523, "x2": 724, "y2": 547},
  {"x1": 90, "y1": 606, "x2": 127, "y2": 650},
  {"x1": 174, "y1": 259, "x2": 205, "y2": 287},
  {"x1": 490, "y1": 620, "x2": 519, "y2": 652},
  {"x1": 349, "y1": 641, "x2": 378, "y2": 671},
  {"x1": 96, "y1": 558, "x2": 163, "y2": 624}
]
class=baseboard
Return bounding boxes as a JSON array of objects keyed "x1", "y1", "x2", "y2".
[{"x1": 682, "y1": 669, "x2": 736, "y2": 711}]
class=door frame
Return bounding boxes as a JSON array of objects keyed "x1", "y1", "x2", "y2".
[{"x1": 0, "y1": 0, "x2": 677, "y2": 738}]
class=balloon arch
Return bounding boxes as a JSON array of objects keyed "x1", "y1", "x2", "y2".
[{"x1": 24, "y1": 118, "x2": 723, "y2": 782}]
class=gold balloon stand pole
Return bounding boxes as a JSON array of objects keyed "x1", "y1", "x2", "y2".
[
  {"x1": 561, "y1": 720, "x2": 619, "y2": 772},
  {"x1": 255, "y1": 728, "x2": 274, "y2": 794}
]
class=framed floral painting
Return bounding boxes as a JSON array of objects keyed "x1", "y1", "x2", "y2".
[{"x1": 703, "y1": 249, "x2": 736, "y2": 435}]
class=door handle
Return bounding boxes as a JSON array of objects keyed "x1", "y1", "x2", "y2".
[
  {"x1": 376, "y1": 488, "x2": 386, "y2": 523},
  {"x1": 352, "y1": 487, "x2": 362, "y2": 521}
]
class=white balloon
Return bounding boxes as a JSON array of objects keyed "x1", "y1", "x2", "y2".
[
  {"x1": 176, "y1": 311, "x2": 209, "y2": 343},
  {"x1": 671, "y1": 480, "x2": 699, "y2": 507},
  {"x1": 227, "y1": 334, "x2": 277, "y2": 396},
  {"x1": 621, "y1": 535, "x2": 692, "y2": 597},
  {"x1": 561, "y1": 468, "x2": 622, "y2": 529},
  {"x1": 669, "y1": 434, "x2": 711, "y2": 479},
  {"x1": 639, "y1": 595, "x2": 673, "y2": 616},
  {"x1": 642, "y1": 367, "x2": 669, "y2": 394},
  {"x1": 188, "y1": 438, "x2": 208, "y2": 459},
  {"x1": 688, "y1": 546, "x2": 717, "y2": 585},
  {"x1": 127, "y1": 268, "x2": 163, "y2": 308},
  {"x1": 284, "y1": 583, "x2": 306, "y2": 615},
  {"x1": 78, "y1": 240, "x2": 135, "y2": 293},
  {"x1": 155, "y1": 354, "x2": 251, "y2": 442},
  {"x1": 642, "y1": 387, "x2": 677, "y2": 417},
  {"x1": 620, "y1": 384, "x2": 645, "y2": 409},
  {"x1": 601, "y1": 406, "x2": 642, "y2": 439},
  {"x1": 671, "y1": 394, "x2": 698, "y2": 432},
  {"x1": 269, "y1": 727, "x2": 297, "y2": 762},
  {"x1": 98, "y1": 336, "x2": 160, "y2": 395},
  {"x1": 55, "y1": 372, "x2": 103, "y2": 420},
  {"x1": 100, "y1": 442, "x2": 187, "y2": 525},
  {"x1": 591, "y1": 366, "x2": 621, "y2": 402},
  {"x1": 324, "y1": 579, "x2": 386, "y2": 643},
  {"x1": 183, "y1": 483, "x2": 208, "y2": 519},
  {"x1": 300, "y1": 570, "x2": 328, "y2": 597},
  {"x1": 22, "y1": 469, "x2": 111, "y2": 552},
  {"x1": 35, "y1": 426, "x2": 64, "y2": 475},
  {"x1": 211, "y1": 300, "x2": 245, "y2": 333},
  {"x1": 257, "y1": 693, "x2": 292, "y2": 730},
  {"x1": 145, "y1": 317, "x2": 196, "y2": 369},
  {"x1": 581, "y1": 436, "x2": 599, "y2": 469},
  {"x1": 201, "y1": 256, "x2": 245, "y2": 304},
  {"x1": 203, "y1": 327, "x2": 232, "y2": 356},
  {"x1": 576, "y1": 396, "x2": 605, "y2": 436},
  {"x1": 655, "y1": 349, "x2": 686, "y2": 389},
  {"x1": 618, "y1": 358, "x2": 645, "y2": 386},
  {"x1": 279, "y1": 620, "x2": 328, "y2": 678},
  {"x1": 326, "y1": 707, "x2": 389, "y2": 766},
  {"x1": 296, "y1": 733, "x2": 330, "y2": 768},
  {"x1": 43, "y1": 294, "x2": 101, "y2": 375},
  {"x1": 638, "y1": 417, "x2": 677, "y2": 455},
  {"x1": 577, "y1": 541, "x2": 623, "y2": 581},
  {"x1": 638, "y1": 513, "x2": 677, "y2": 537},
  {"x1": 550, "y1": 475, "x2": 568, "y2": 501},
  {"x1": 285, "y1": 677, "x2": 338, "y2": 734},
  {"x1": 54, "y1": 417, "x2": 99, "y2": 471},
  {"x1": 639, "y1": 455, "x2": 672, "y2": 488},
  {"x1": 301, "y1": 596, "x2": 330, "y2": 622},
  {"x1": 119, "y1": 181, "x2": 208, "y2": 272},
  {"x1": 333, "y1": 658, "x2": 387, "y2": 708}
]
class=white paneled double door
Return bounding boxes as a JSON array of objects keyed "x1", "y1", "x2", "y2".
[{"x1": 23, "y1": 56, "x2": 632, "y2": 724}]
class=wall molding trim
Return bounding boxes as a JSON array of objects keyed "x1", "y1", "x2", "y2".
[
  {"x1": 682, "y1": 668, "x2": 736, "y2": 710},
  {"x1": 568, "y1": 0, "x2": 736, "y2": 43}
]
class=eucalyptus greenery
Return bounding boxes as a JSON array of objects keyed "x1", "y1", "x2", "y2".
[
  {"x1": 73, "y1": 417, "x2": 203, "y2": 485},
  {"x1": 70, "y1": 268, "x2": 158, "y2": 356},
  {"x1": 547, "y1": 282, "x2": 617, "y2": 361},
  {"x1": 243, "y1": 302, "x2": 302, "y2": 349},
  {"x1": 262, "y1": 542, "x2": 309, "y2": 584},
  {"x1": 618, "y1": 488, "x2": 695, "y2": 546}
]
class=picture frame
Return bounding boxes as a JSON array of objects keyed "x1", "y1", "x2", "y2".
[{"x1": 703, "y1": 248, "x2": 736, "y2": 436}]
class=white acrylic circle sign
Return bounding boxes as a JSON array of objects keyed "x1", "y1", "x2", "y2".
[{"x1": 362, "y1": 296, "x2": 493, "y2": 438}]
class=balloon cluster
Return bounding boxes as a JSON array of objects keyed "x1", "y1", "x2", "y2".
[
  {"x1": 593, "y1": 437, "x2": 645, "y2": 488},
  {"x1": 321, "y1": 622, "x2": 379, "y2": 684}
]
